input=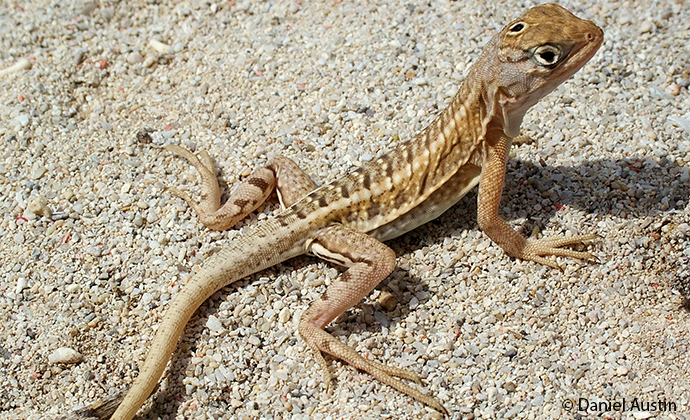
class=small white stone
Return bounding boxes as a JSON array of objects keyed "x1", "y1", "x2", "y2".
[
  {"x1": 26, "y1": 195, "x2": 51, "y2": 218},
  {"x1": 48, "y1": 347, "x2": 83, "y2": 364},
  {"x1": 278, "y1": 307, "x2": 291, "y2": 323},
  {"x1": 206, "y1": 315, "x2": 223, "y2": 332},
  {"x1": 214, "y1": 369, "x2": 226, "y2": 382},
  {"x1": 639, "y1": 21, "x2": 654, "y2": 34},
  {"x1": 126, "y1": 51, "x2": 144, "y2": 64},
  {"x1": 16, "y1": 113, "x2": 30, "y2": 126},
  {"x1": 85, "y1": 245, "x2": 103, "y2": 257},
  {"x1": 273, "y1": 369, "x2": 288, "y2": 381},
  {"x1": 0, "y1": 58, "x2": 31, "y2": 77},
  {"x1": 665, "y1": 82, "x2": 680, "y2": 96},
  {"x1": 149, "y1": 39, "x2": 174, "y2": 54},
  {"x1": 30, "y1": 162, "x2": 47, "y2": 180},
  {"x1": 15, "y1": 278, "x2": 28, "y2": 294},
  {"x1": 667, "y1": 115, "x2": 690, "y2": 133},
  {"x1": 143, "y1": 56, "x2": 157, "y2": 68}
]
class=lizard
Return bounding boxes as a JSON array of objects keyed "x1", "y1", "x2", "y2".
[{"x1": 89, "y1": 4, "x2": 603, "y2": 419}]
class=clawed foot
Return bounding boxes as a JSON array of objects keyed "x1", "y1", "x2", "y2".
[
  {"x1": 305, "y1": 328, "x2": 447, "y2": 415},
  {"x1": 164, "y1": 144, "x2": 276, "y2": 231},
  {"x1": 521, "y1": 232, "x2": 599, "y2": 269}
]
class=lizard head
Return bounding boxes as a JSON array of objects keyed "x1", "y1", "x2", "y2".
[{"x1": 476, "y1": 3, "x2": 604, "y2": 137}]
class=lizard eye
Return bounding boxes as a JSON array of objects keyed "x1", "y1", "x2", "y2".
[{"x1": 533, "y1": 45, "x2": 561, "y2": 66}]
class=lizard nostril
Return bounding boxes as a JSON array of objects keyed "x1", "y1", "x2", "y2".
[{"x1": 584, "y1": 31, "x2": 600, "y2": 42}]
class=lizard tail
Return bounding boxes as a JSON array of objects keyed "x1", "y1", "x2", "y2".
[
  {"x1": 110, "y1": 266, "x2": 224, "y2": 420},
  {"x1": 110, "y1": 217, "x2": 306, "y2": 420}
]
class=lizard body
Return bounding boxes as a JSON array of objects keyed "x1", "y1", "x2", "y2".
[{"x1": 94, "y1": 4, "x2": 603, "y2": 418}]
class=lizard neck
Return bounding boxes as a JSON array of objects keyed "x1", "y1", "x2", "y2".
[{"x1": 409, "y1": 53, "x2": 508, "y2": 173}]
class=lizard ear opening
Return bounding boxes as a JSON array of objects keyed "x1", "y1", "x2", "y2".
[{"x1": 507, "y1": 22, "x2": 527, "y2": 34}]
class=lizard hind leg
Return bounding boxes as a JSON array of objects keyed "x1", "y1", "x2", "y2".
[
  {"x1": 165, "y1": 145, "x2": 315, "y2": 230},
  {"x1": 266, "y1": 156, "x2": 317, "y2": 209},
  {"x1": 300, "y1": 225, "x2": 447, "y2": 415}
]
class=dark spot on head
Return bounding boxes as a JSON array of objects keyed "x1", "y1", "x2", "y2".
[{"x1": 248, "y1": 177, "x2": 270, "y2": 192}]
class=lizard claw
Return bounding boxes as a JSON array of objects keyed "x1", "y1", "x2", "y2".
[{"x1": 521, "y1": 233, "x2": 598, "y2": 269}]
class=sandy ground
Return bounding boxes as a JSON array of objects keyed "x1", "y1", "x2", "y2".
[{"x1": 1, "y1": 0, "x2": 689, "y2": 419}]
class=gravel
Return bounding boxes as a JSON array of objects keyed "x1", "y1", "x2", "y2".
[{"x1": 1, "y1": 0, "x2": 689, "y2": 419}]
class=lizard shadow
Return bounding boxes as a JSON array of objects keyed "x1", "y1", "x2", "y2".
[
  {"x1": 501, "y1": 156, "x2": 688, "y2": 221},
  {"x1": 390, "y1": 154, "x2": 689, "y2": 306},
  {"x1": 408, "y1": 155, "x2": 689, "y2": 244},
  {"x1": 372, "y1": 154, "x2": 689, "y2": 320}
]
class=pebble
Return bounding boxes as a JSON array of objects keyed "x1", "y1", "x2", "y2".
[
  {"x1": 85, "y1": 245, "x2": 103, "y2": 257},
  {"x1": 149, "y1": 39, "x2": 174, "y2": 54},
  {"x1": 127, "y1": 51, "x2": 144, "y2": 64},
  {"x1": 26, "y1": 195, "x2": 52, "y2": 218},
  {"x1": 48, "y1": 347, "x2": 83, "y2": 364},
  {"x1": 376, "y1": 290, "x2": 398, "y2": 311},
  {"x1": 15, "y1": 278, "x2": 28, "y2": 294},
  {"x1": 278, "y1": 307, "x2": 291, "y2": 323},
  {"x1": 665, "y1": 82, "x2": 680, "y2": 96},
  {"x1": 146, "y1": 209, "x2": 159, "y2": 223},
  {"x1": 273, "y1": 369, "x2": 288, "y2": 381},
  {"x1": 206, "y1": 315, "x2": 223, "y2": 332},
  {"x1": 639, "y1": 20, "x2": 654, "y2": 33},
  {"x1": 31, "y1": 162, "x2": 47, "y2": 180},
  {"x1": 0, "y1": 58, "x2": 31, "y2": 77},
  {"x1": 16, "y1": 113, "x2": 30, "y2": 126},
  {"x1": 143, "y1": 56, "x2": 157, "y2": 68},
  {"x1": 667, "y1": 115, "x2": 690, "y2": 133}
]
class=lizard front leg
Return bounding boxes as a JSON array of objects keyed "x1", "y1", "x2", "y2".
[
  {"x1": 477, "y1": 135, "x2": 597, "y2": 268},
  {"x1": 165, "y1": 145, "x2": 315, "y2": 230},
  {"x1": 301, "y1": 224, "x2": 447, "y2": 414}
]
